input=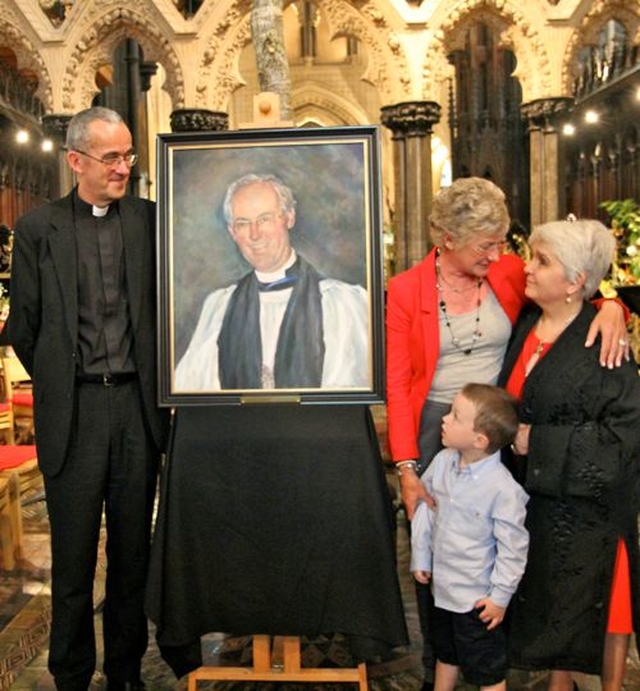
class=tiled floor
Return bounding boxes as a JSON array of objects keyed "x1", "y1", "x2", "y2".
[{"x1": 2, "y1": 476, "x2": 640, "y2": 690}]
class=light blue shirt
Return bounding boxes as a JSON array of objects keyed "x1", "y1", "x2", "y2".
[{"x1": 410, "y1": 447, "x2": 529, "y2": 612}]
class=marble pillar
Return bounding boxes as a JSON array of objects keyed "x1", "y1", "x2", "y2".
[
  {"x1": 520, "y1": 97, "x2": 573, "y2": 227},
  {"x1": 381, "y1": 101, "x2": 441, "y2": 273}
]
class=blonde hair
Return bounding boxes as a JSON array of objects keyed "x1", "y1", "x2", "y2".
[
  {"x1": 430, "y1": 177, "x2": 510, "y2": 247},
  {"x1": 529, "y1": 219, "x2": 615, "y2": 298}
]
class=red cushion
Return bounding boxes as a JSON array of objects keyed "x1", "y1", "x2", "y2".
[
  {"x1": 0, "y1": 445, "x2": 37, "y2": 470},
  {"x1": 12, "y1": 392, "x2": 33, "y2": 407}
]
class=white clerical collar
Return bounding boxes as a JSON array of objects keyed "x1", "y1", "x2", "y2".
[
  {"x1": 254, "y1": 250, "x2": 297, "y2": 283},
  {"x1": 92, "y1": 204, "x2": 109, "y2": 218}
]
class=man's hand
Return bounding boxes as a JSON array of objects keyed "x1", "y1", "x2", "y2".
[
  {"x1": 413, "y1": 570, "x2": 431, "y2": 585},
  {"x1": 399, "y1": 469, "x2": 434, "y2": 520},
  {"x1": 475, "y1": 598, "x2": 506, "y2": 631},
  {"x1": 586, "y1": 300, "x2": 629, "y2": 368}
]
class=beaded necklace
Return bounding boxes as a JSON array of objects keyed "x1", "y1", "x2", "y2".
[{"x1": 435, "y1": 257, "x2": 483, "y2": 356}]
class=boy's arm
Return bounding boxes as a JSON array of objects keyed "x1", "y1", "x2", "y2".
[
  {"x1": 410, "y1": 500, "x2": 434, "y2": 581},
  {"x1": 487, "y1": 483, "x2": 529, "y2": 610}
]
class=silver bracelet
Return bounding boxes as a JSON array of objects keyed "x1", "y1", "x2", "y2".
[{"x1": 395, "y1": 460, "x2": 418, "y2": 476}]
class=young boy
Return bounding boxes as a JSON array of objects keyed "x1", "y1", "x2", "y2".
[{"x1": 411, "y1": 383, "x2": 529, "y2": 691}]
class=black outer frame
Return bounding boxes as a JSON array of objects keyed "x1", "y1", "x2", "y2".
[{"x1": 156, "y1": 125, "x2": 386, "y2": 406}]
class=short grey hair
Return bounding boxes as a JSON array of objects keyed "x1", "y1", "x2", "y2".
[
  {"x1": 222, "y1": 173, "x2": 296, "y2": 225},
  {"x1": 65, "y1": 107, "x2": 125, "y2": 152},
  {"x1": 529, "y1": 219, "x2": 615, "y2": 298},
  {"x1": 429, "y1": 177, "x2": 510, "y2": 247}
]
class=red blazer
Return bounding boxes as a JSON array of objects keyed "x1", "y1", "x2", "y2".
[{"x1": 385, "y1": 248, "x2": 526, "y2": 462}]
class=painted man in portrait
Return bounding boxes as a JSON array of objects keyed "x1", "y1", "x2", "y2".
[{"x1": 175, "y1": 173, "x2": 369, "y2": 391}]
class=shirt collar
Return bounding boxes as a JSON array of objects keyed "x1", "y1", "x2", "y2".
[
  {"x1": 255, "y1": 250, "x2": 297, "y2": 284},
  {"x1": 451, "y1": 449, "x2": 501, "y2": 478}
]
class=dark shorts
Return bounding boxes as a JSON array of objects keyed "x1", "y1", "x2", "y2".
[{"x1": 431, "y1": 605, "x2": 507, "y2": 687}]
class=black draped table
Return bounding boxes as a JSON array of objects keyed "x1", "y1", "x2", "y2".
[{"x1": 145, "y1": 404, "x2": 408, "y2": 677}]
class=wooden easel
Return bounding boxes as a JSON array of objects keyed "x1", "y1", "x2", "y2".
[
  {"x1": 188, "y1": 634, "x2": 368, "y2": 690},
  {"x1": 187, "y1": 93, "x2": 369, "y2": 690}
]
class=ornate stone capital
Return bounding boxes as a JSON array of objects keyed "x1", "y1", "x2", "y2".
[
  {"x1": 41, "y1": 114, "x2": 73, "y2": 143},
  {"x1": 380, "y1": 101, "x2": 442, "y2": 137},
  {"x1": 170, "y1": 109, "x2": 229, "y2": 133},
  {"x1": 520, "y1": 97, "x2": 573, "y2": 132}
]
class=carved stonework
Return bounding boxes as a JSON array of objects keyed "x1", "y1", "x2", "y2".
[
  {"x1": 321, "y1": 0, "x2": 412, "y2": 102},
  {"x1": 61, "y1": 5, "x2": 185, "y2": 112},
  {"x1": 170, "y1": 109, "x2": 229, "y2": 132},
  {"x1": 0, "y1": 15, "x2": 53, "y2": 111},
  {"x1": 562, "y1": 3, "x2": 640, "y2": 94},
  {"x1": 41, "y1": 114, "x2": 73, "y2": 143},
  {"x1": 197, "y1": 1, "x2": 252, "y2": 110},
  {"x1": 38, "y1": 0, "x2": 72, "y2": 27},
  {"x1": 381, "y1": 101, "x2": 442, "y2": 137},
  {"x1": 432, "y1": 0, "x2": 553, "y2": 100},
  {"x1": 520, "y1": 97, "x2": 573, "y2": 131}
]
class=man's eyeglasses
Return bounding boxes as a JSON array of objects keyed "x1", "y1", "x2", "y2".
[
  {"x1": 232, "y1": 212, "x2": 280, "y2": 234},
  {"x1": 471, "y1": 240, "x2": 507, "y2": 255},
  {"x1": 74, "y1": 149, "x2": 138, "y2": 168}
]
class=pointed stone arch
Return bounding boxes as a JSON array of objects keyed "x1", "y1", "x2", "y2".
[
  {"x1": 196, "y1": 0, "x2": 412, "y2": 111},
  {"x1": 0, "y1": 15, "x2": 53, "y2": 112},
  {"x1": 429, "y1": 0, "x2": 553, "y2": 102},
  {"x1": 562, "y1": 1, "x2": 640, "y2": 93},
  {"x1": 291, "y1": 82, "x2": 370, "y2": 125},
  {"x1": 61, "y1": 7, "x2": 185, "y2": 113}
]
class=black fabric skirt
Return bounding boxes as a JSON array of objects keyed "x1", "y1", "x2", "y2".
[{"x1": 145, "y1": 404, "x2": 408, "y2": 675}]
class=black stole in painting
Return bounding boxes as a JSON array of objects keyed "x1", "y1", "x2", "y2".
[{"x1": 217, "y1": 256, "x2": 325, "y2": 388}]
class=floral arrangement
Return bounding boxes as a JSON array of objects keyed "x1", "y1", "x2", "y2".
[{"x1": 600, "y1": 199, "x2": 640, "y2": 286}]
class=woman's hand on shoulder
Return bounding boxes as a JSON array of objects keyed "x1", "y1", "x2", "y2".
[{"x1": 586, "y1": 300, "x2": 629, "y2": 369}]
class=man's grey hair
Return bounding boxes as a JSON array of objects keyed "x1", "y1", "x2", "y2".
[
  {"x1": 223, "y1": 173, "x2": 297, "y2": 225},
  {"x1": 529, "y1": 219, "x2": 615, "y2": 298},
  {"x1": 65, "y1": 107, "x2": 125, "y2": 152}
]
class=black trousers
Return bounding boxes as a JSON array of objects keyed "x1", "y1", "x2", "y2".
[{"x1": 44, "y1": 380, "x2": 159, "y2": 690}]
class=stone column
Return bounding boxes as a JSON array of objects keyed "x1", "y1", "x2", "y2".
[
  {"x1": 41, "y1": 114, "x2": 73, "y2": 199},
  {"x1": 170, "y1": 109, "x2": 229, "y2": 133},
  {"x1": 520, "y1": 97, "x2": 573, "y2": 227},
  {"x1": 380, "y1": 101, "x2": 441, "y2": 272}
]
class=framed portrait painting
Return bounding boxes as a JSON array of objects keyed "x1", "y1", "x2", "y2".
[{"x1": 157, "y1": 125, "x2": 385, "y2": 406}]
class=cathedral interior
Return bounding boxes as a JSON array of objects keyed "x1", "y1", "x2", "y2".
[
  {"x1": 0, "y1": 1, "x2": 639, "y2": 688},
  {"x1": 0, "y1": 0, "x2": 638, "y2": 276}
]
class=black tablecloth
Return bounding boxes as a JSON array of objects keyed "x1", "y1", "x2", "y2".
[{"x1": 145, "y1": 404, "x2": 408, "y2": 675}]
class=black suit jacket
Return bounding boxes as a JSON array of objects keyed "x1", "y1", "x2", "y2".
[{"x1": 3, "y1": 189, "x2": 169, "y2": 476}]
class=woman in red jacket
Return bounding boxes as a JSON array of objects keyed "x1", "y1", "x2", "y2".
[{"x1": 385, "y1": 177, "x2": 628, "y2": 691}]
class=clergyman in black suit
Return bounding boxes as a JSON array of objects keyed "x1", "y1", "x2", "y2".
[{"x1": 3, "y1": 107, "x2": 169, "y2": 691}]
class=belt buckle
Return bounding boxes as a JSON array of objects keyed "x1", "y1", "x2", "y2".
[{"x1": 102, "y1": 373, "x2": 114, "y2": 387}]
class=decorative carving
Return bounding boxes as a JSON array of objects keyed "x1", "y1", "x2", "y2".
[
  {"x1": 381, "y1": 101, "x2": 442, "y2": 137},
  {"x1": 321, "y1": 0, "x2": 412, "y2": 101},
  {"x1": 0, "y1": 14, "x2": 53, "y2": 111},
  {"x1": 170, "y1": 109, "x2": 229, "y2": 132},
  {"x1": 563, "y1": 4, "x2": 640, "y2": 95},
  {"x1": 520, "y1": 97, "x2": 573, "y2": 131},
  {"x1": 61, "y1": 5, "x2": 185, "y2": 112},
  {"x1": 38, "y1": 0, "x2": 73, "y2": 27},
  {"x1": 431, "y1": 0, "x2": 553, "y2": 100},
  {"x1": 197, "y1": 1, "x2": 251, "y2": 109}
]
